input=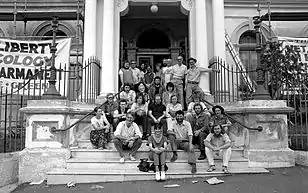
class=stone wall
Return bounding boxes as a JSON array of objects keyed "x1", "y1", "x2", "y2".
[
  {"x1": 295, "y1": 151, "x2": 308, "y2": 166},
  {"x1": 0, "y1": 152, "x2": 19, "y2": 187}
]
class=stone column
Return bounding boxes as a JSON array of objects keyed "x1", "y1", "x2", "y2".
[
  {"x1": 212, "y1": 0, "x2": 225, "y2": 59},
  {"x1": 83, "y1": 0, "x2": 97, "y2": 61},
  {"x1": 188, "y1": 2, "x2": 196, "y2": 58},
  {"x1": 81, "y1": 0, "x2": 97, "y2": 101},
  {"x1": 195, "y1": 0, "x2": 210, "y2": 95},
  {"x1": 100, "y1": 0, "x2": 116, "y2": 96}
]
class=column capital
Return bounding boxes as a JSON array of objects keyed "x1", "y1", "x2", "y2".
[
  {"x1": 180, "y1": 0, "x2": 194, "y2": 15},
  {"x1": 117, "y1": 0, "x2": 129, "y2": 16}
]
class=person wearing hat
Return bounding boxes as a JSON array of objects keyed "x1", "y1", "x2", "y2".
[
  {"x1": 185, "y1": 57, "x2": 214, "y2": 104},
  {"x1": 209, "y1": 105, "x2": 232, "y2": 133}
]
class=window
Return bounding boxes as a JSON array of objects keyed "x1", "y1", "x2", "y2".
[{"x1": 238, "y1": 31, "x2": 258, "y2": 84}]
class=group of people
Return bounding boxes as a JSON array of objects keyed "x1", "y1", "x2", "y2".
[
  {"x1": 90, "y1": 93, "x2": 233, "y2": 181},
  {"x1": 89, "y1": 56, "x2": 231, "y2": 181},
  {"x1": 118, "y1": 56, "x2": 214, "y2": 108}
]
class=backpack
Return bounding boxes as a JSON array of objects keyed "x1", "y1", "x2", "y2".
[{"x1": 137, "y1": 158, "x2": 150, "y2": 172}]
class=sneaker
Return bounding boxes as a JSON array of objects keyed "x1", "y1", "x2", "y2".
[
  {"x1": 207, "y1": 165, "x2": 216, "y2": 172},
  {"x1": 191, "y1": 163, "x2": 197, "y2": 174},
  {"x1": 170, "y1": 154, "x2": 178, "y2": 162},
  {"x1": 222, "y1": 166, "x2": 230, "y2": 174},
  {"x1": 160, "y1": 171, "x2": 166, "y2": 181},
  {"x1": 155, "y1": 172, "x2": 160, "y2": 181},
  {"x1": 119, "y1": 157, "x2": 125, "y2": 163},
  {"x1": 129, "y1": 154, "x2": 136, "y2": 161}
]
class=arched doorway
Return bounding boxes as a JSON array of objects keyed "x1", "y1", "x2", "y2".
[{"x1": 135, "y1": 27, "x2": 171, "y2": 72}]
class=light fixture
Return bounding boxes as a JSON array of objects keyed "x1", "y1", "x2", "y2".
[{"x1": 150, "y1": 4, "x2": 158, "y2": 13}]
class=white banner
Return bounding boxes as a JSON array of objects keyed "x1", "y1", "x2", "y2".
[
  {"x1": 0, "y1": 38, "x2": 71, "y2": 95},
  {"x1": 278, "y1": 36, "x2": 308, "y2": 65}
]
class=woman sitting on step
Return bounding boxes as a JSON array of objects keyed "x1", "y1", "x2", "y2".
[
  {"x1": 90, "y1": 107, "x2": 111, "y2": 150},
  {"x1": 148, "y1": 126, "x2": 168, "y2": 181}
]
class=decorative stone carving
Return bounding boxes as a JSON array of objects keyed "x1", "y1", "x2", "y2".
[
  {"x1": 117, "y1": 0, "x2": 129, "y2": 15},
  {"x1": 180, "y1": 0, "x2": 194, "y2": 15}
]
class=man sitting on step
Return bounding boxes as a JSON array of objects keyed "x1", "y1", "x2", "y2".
[
  {"x1": 113, "y1": 112, "x2": 143, "y2": 163},
  {"x1": 167, "y1": 110, "x2": 197, "y2": 174},
  {"x1": 186, "y1": 103, "x2": 210, "y2": 160},
  {"x1": 204, "y1": 124, "x2": 232, "y2": 174}
]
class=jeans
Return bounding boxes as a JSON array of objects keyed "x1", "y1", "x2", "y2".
[
  {"x1": 113, "y1": 138, "x2": 142, "y2": 157},
  {"x1": 205, "y1": 147, "x2": 232, "y2": 167},
  {"x1": 192, "y1": 131, "x2": 207, "y2": 151},
  {"x1": 168, "y1": 134, "x2": 196, "y2": 164}
]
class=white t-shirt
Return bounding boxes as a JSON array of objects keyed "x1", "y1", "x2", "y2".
[
  {"x1": 131, "y1": 68, "x2": 142, "y2": 84},
  {"x1": 114, "y1": 121, "x2": 142, "y2": 138},
  {"x1": 162, "y1": 66, "x2": 173, "y2": 83},
  {"x1": 91, "y1": 113, "x2": 109, "y2": 130}
]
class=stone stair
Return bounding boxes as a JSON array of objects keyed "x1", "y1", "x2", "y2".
[{"x1": 47, "y1": 141, "x2": 269, "y2": 185}]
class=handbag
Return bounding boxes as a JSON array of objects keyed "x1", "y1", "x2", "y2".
[{"x1": 137, "y1": 158, "x2": 150, "y2": 172}]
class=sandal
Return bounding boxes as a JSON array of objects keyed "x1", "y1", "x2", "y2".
[
  {"x1": 207, "y1": 165, "x2": 216, "y2": 172},
  {"x1": 222, "y1": 166, "x2": 230, "y2": 174}
]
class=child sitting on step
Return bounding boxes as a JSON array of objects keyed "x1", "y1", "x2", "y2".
[{"x1": 148, "y1": 125, "x2": 168, "y2": 181}]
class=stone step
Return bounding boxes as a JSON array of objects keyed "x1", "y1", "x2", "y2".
[
  {"x1": 66, "y1": 157, "x2": 249, "y2": 170},
  {"x1": 77, "y1": 140, "x2": 245, "y2": 152},
  {"x1": 47, "y1": 167, "x2": 269, "y2": 185},
  {"x1": 70, "y1": 147, "x2": 244, "y2": 160}
]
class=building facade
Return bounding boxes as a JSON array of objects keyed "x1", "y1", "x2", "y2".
[{"x1": 0, "y1": 0, "x2": 308, "y2": 98}]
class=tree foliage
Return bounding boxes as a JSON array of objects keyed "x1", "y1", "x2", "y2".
[{"x1": 261, "y1": 41, "x2": 307, "y2": 99}]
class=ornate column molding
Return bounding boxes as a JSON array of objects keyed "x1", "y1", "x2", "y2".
[
  {"x1": 117, "y1": 0, "x2": 129, "y2": 16},
  {"x1": 180, "y1": 0, "x2": 194, "y2": 15}
]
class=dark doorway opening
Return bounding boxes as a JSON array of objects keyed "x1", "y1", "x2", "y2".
[{"x1": 137, "y1": 28, "x2": 170, "y2": 49}]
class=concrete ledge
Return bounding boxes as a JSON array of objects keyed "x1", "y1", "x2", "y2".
[
  {"x1": 0, "y1": 152, "x2": 19, "y2": 188},
  {"x1": 295, "y1": 151, "x2": 308, "y2": 166},
  {"x1": 247, "y1": 148, "x2": 295, "y2": 168},
  {"x1": 18, "y1": 148, "x2": 70, "y2": 184}
]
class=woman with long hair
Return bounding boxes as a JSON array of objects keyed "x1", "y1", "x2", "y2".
[{"x1": 129, "y1": 94, "x2": 148, "y2": 138}]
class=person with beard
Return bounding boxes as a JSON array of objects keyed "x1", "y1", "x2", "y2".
[
  {"x1": 186, "y1": 103, "x2": 210, "y2": 160},
  {"x1": 144, "y1": 65, "x2": 155, "y2": 88},
  {"x1": 119, "y1": 61, "x2": 134, "y2": 88},
  {"x1": 204, "y1": 124, "x2": 232, "y2": 173},
  {"x1": 148, "y1": 76, "x2": 165, "y2": 102},
  {"x1": 209, "y1": 105, "x2": 232, "y2": 133},
  {"x1": 167, "y1": 110, "x2": 197, "y2": 174}
]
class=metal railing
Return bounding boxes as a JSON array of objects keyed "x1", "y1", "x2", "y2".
[
  {"x1": 211, "y1": 57, "x2": 308, "y2": 151},
  {"x1": 0, "y1": 57, "x2": 101, "y2": 153}
]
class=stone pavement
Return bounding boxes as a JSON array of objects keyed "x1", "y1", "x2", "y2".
[{"x1": 12, "y1": 166, "x2": 308, "y2": 193}]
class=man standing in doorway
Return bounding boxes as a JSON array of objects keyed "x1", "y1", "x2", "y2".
[
  {"x1": 130, "y1": 60, "x2": 142, "y2": 91},
  {"x1": 171, "y1": 56, "x2": 187, "y2": 107},
  {"x1": 185, "y1": 57, "x2": 213, "y2": 104},
  {"x1": 162, "y1": 58, "x2": 173, "y2": 87},
  {"x1": 119, "y1": 61, "x2": 134, "y2": 88}
]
